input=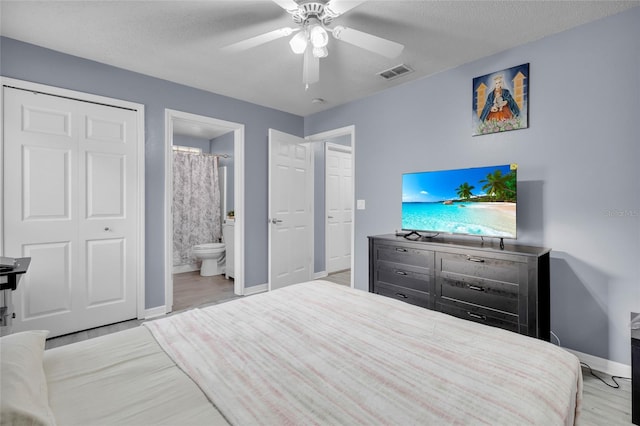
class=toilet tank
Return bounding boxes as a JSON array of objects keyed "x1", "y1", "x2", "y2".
[{"x1": 222, "y1": 220, "x2": 235, "y2": 279}]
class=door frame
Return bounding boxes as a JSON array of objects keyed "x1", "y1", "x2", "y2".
[
  {"x1": 324, "y1": 142, "x2": 353, "y2": 276},
  {"x1": 0, "y1": 76, "x2": 147, "y2": 319},
  {"x1": 164, "y1": 109, "x2": 245, "y2": 310},
  {"x1": 306, "y1": 125, "x2": 355, "y2": 287}
]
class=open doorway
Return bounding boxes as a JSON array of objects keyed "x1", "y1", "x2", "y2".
[
  {"x1": 267, "y1": 125, "x2": 355, "y2": 290},
  {"x1": 164, "y1": 110, "x2": 245, "y2": 313},
  {"x1": 308, "y1": 126, "x2": 355, "y2": 288}
]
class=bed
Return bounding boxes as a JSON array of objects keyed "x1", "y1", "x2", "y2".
[{"x1": 1, "y1": 280, "x2": 582, "y2": 425}]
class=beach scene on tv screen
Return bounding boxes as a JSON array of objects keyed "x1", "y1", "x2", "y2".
[{"x1": 402, "y1": 164, "x2": 517, "y2": 238}]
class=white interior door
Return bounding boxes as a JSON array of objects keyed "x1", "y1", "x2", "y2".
[
  {"x1": 3, "y1": 87, "x2": 139, "y2": 337},
  {"x1": 268, "y1": 129, "x2": 313, "y2": 291},
  {"x1": 325, "y1": 143, "x2": 352, "y2": 273}
]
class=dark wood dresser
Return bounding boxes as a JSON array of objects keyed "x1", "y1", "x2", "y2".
[{"x1": 368, "y1": 234, "x2": 550, "y2": 340}]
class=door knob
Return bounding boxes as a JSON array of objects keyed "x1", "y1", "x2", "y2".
[
  {"x1": 104, "y1": 227, "x2": 111, "y2": 231},
  {"x1": 270, "y1": 218, "x2": 283, "y2": 224}
]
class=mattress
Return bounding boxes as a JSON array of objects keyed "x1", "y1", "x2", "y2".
[{"x1": 43, "y1": 326, "x2": 229, "y2": 425}]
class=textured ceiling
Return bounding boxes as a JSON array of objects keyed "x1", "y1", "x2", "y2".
[{"x1": 1, "y1": 0, "x2": 638, "y2": 116}]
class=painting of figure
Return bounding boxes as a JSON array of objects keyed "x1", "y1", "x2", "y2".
[{"x1": 473, "y1": 63, "x2": 529, "y2": 136}]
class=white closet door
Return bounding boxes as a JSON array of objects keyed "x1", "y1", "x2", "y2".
[{"x1": 3, "y1": 87, "x2": 139, "y2": 337}]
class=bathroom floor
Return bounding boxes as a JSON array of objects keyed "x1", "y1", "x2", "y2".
[{"x1": 173, "y1": 271, "x2": 237, "y2": 312}]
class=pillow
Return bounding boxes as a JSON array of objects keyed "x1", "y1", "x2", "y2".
[{"x1": 0, "y1": 330, "x2": 57, "y2": 426}]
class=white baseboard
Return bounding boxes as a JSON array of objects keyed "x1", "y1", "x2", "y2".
[
  {"x1": 566, "y1": 348, "x2": 631, "y2": 378},
  {"x1": 313, "y1": 271, "x2": 328, "y2": 279},
  {"x1": 244, "y1": 283, "x2": 267, "y2": 296},
  {"x1": 173, "y1": 263, "x2": 199, "y2": 274},
  {"x1": 144, "y1": 305, "x2": 168, "y2": 319}
]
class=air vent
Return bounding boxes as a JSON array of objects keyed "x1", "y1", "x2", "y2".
[{"x1": 378, "y1": 64, "x2": 413, "y2": 81}]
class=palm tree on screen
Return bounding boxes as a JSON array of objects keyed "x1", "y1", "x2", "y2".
[
  {"x1": 480, "y1": 170, "x2": 516, "y2": 201},
  {"x1": 455, "y1": 182, "x2": 475, "y2": 200}
]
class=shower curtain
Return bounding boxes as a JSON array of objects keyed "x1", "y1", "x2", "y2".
[{"x1": 173, "y1": 151, "x2": 221, "y2": 266}]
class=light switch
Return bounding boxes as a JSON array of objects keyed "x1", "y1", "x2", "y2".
[{"x1": 356, "y1": 199, "x2": 365, "y2": 210}]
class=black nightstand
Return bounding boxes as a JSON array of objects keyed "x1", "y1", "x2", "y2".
[{"x1": 0, "y1": 258, "x2": 31, "y2": 333}]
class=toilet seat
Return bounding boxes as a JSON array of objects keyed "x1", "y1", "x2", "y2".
[{"x1": 193, "y1": 243, "x2": 225, "y2": 252}]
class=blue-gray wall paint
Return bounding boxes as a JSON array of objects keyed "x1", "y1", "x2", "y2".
[
  {"x1": 306, "y1": 8, "x2": 640, "y2": 365},
  {"x1": 0, "y1": 37, "x2": 304, "y2": 308}
]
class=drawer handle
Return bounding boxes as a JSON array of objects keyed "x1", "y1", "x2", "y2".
[
  {"x1": 395, "y1": 293, "x2": 408, "y2": 299},
  {"x1": 467, "y1": 257, "x2": 485, "y2": 263},
  {"x1": 467, "y1": 312, "x2": 487, "y2": 321},
  {"x1": 395, "y1": 270, "x2": 408, "y2": 276},
  {"x1": 395, "y1": 248, "x2": 408, "y2": 253},
  {"x1": 467, "y1": 284, "x2": 485, "y2": 292}
]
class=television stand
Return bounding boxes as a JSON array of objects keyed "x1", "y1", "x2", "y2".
[{"x1": 368, "y1": 234, "x2": 550, "y2": 339}]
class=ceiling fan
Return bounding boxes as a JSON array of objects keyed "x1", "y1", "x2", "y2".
[{"x1": 223, "y1": 0, "x2": 404, "y2": 88}]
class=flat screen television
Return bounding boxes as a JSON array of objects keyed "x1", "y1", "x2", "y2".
[{"x1": 402, "y1": 164, "x2": 517, "y2": 239}]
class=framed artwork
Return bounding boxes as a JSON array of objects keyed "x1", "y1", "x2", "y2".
[{"x1": 472, "y1": 63, "x2": 529, "y2": 136}]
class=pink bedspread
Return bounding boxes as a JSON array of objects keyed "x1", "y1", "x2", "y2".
[{"x1": 144, "y1": 280, "x2": 582, "y2": 425}]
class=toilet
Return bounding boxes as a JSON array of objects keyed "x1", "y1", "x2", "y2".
[{"x1": 192, "y1": 242, "x2": 225, "y2": 277}]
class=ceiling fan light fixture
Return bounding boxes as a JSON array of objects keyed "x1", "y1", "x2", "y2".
[
  {"x1": 331, "y1": 25, "x2": 345, "y2": 40},
  {"x1": 309, "y1": 24, "x2": 328, "y2": 48},
  {"x1": 289, "y1": 31, "x2": 308, "y2": 54},
  {"x1": 312, "y1": 46, "x2": 328, "y2": 58}
]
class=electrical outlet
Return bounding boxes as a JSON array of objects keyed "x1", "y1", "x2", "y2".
[{"x1": 356, "y1": 199, "x2": 365, "y2": 210}]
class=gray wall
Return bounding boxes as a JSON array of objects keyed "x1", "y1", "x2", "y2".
[
  {"x1": 305, "y1": 8, "x2": 640, "y2": 365},
  {"x1": 1, "y1": 37, "x2": 304, "y2": 308}
]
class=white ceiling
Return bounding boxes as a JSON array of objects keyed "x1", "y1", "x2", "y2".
[{"x1": 2, "y1": 0, "x2": 638, "y2": 116}]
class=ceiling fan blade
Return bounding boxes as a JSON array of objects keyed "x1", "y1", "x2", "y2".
[
  {"x1": 223, "y1": 27, "x2": 298, "y2": 52},
  {"x1": 271, "y1": 0, "x2": 299, "y2": 12},
  {"x1": 332, "y1": 26, "x2": 404, "y2": 58},
  {"x1": 325, "y1": 0, "x2": 367, "y2": 17},
  {"x1": 303, "y1": 47, "x2": 320, "y2": 87}
]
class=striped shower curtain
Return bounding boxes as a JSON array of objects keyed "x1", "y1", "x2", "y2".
[{"x1": 173, "y1": 151, "x2": 221, "y2": 266}]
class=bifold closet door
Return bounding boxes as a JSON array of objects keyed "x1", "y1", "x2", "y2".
[{"x1": 3, "y1": 87, "x2": 138, "y2": 337}]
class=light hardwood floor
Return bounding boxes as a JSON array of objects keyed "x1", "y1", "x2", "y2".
[
  {"x1": 44, "y1": 269, "x2": 632, "y2": 424},
  {"x1": 173, "y1": 270, "x2": 238, "y2": 311},
  {"x1": 580, "y1": 366, "x2": 633, "y2": 425}
]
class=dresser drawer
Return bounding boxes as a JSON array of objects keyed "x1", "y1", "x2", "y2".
[
  {"x1": 377, "y1": 261, "x2": 432, "y2": 294},
  {"x1": 437, "y1": 300, "x2": 519, "y2": 332},
  {"x1": 376, "y1": 244, "x2": 433, "y2": 270},
  {"x1": 438, "y1": 274, "x2": 519, "y2": 314},
  {"x1": 373, "y1": 282, "x2": 431, "y2": 309},
  {"x1": 437, "y1": 252, "x2": 521, "y2": 284}
]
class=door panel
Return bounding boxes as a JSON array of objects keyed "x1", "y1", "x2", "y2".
[
  {"x1": 86, "y1": 238, "x2": 125, "y2": 306},
  {"x1": 23, "y1": 146, "x2": 71, "y2": 220},
  {"x1": 3, "y1": 87, "x2": 139, "y2": 337},
  {"x1": 21, "y1": 242, "x2": 73, "y2": 319},
  {"x1": 86, "y1": 152, "x2": 125, "y2": 217}
]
